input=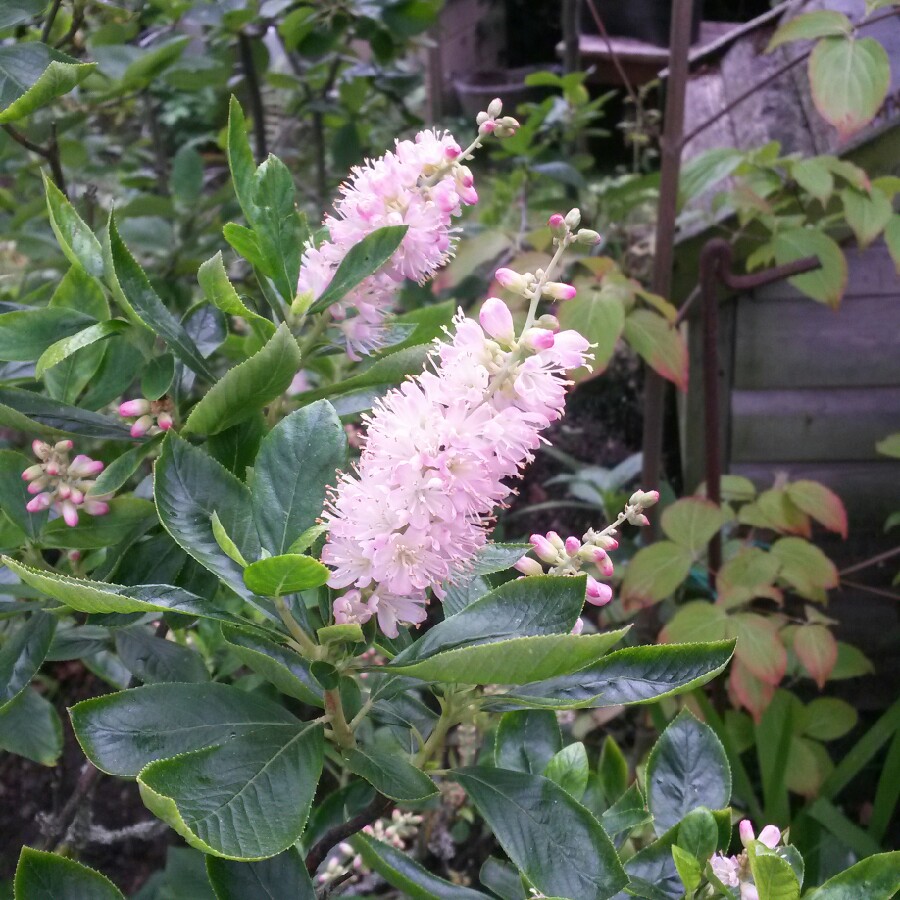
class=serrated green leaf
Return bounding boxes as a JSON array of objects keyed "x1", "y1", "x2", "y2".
[
  {"x1": 766, "y1": 10, "x2": 851, "y2": 51},
  {"x1": 792, "y1": 157, "x2": 835, "y2": 205},
  {"x1": 0, "y1": 307, "x2": 98, "y2": 363},
  {"x1": 0, "y1": 687, "x2": 62, "y2": 766},
  {"x1": 198, "y1": 252, "x2": 276, "y2": 338},
  {"x1": 0, "y1": 610, "x2": 55, "y2": 712},
  {"x1": 749, "y1": 850, "x2": 800, "y2": 900},
  {"x1": 141, "y1": 353, "x2": 175, "y2": 400},
  {"x1": 774, "y1": 228, "x2": 847, "y2": 308},
  {"x1": 88, "y1": 434, "x2": 163, "y2": 497},
  {"x1": 0, "y1": 449, "x2": 47, "y2": 538},
  {"x1": 660, "y1": 498, "x2": 724, "y2": 554},
  {"x1": 43, "y1": 176, "x2": 105, "y2": 277},
  {"x1": 115, "y1": 625, "x2": 209, "y2": 684},
  {"x1": 495, "y1": 710, "x2": 561, "y2": 774},
  {"x1": 0, "y1": 386, "x2": 134, "y2": 441},
  {"x1": 344, "y1": 747, "x2": 437, "y2": 801},
  {"x1": 802, "y1": 851, "x2": 900, "y2": 900},
  {"x1": 206, "y1": 849, "x2": 315, "y2": 900},
  {"x1": 211, "y1": 510, "x2": 248, "y2": 567},
  {"x1": 242, "y1": 554, "x2": 329, "y2": 596},
  {"x1": 14, "y1": 847, "x2": 125, "y2": 899},
  {"x1": 40, "y1": 497, "x2": 156, "y2": 549},
  {"x1": 544, "y1": 742, "x2": 589, "y2": 800},
  {"x1": 36, "y1": 320, "x2": 129, "y2": 376},
  {"x1": 621, "y1": 540, "x2": 693, "y2": 606},
  {"x1": 226, "y1": 96, "x2": 258, "y2": 223}
]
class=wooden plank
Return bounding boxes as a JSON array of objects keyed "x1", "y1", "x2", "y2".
[
  {"x1": 731, "y1": 386, "x2": 900, "y2": 463},
  {"x1": 733, "y1": 293, "x2": 900, "y2": 390},
  {"x1": 730, "y1": 460, "x2": 900, "y2": 524}
]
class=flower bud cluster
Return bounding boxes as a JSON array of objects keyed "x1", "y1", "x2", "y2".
[
  {"x1": 547, "y1": 208, "x2": 603, "y2": 248},
  {"x1": 476, "y1": 98, "x2": 520, "y2": 137},
  {"x1": 118, "y1": 397, "x2": 174, "y2": 438},
  {"x1": 22, "y1": 440, "x2": 110, "y2": 527},
  {"x1": 709, "y1": 819, "x2": 783, "y2": 899}
]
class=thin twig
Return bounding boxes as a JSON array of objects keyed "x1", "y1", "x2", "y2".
[
  {"x1": 54, "y1": 1, "x2": 85, "y2": 50},
  {"x1": 582, "y1": 0, "x2": 641, "y2": 107},
  {"x1": 41, "y1": 0, "x2": 63, "y2": 44},
  {"x1": 841, "y1": 579, "x2": 900, "y2": 602},
  {"x1": 840, "y1": 545, "x2": 900, "y2": 577},
  {"x1": 238, "y1": 30, "x2": 268, "y2": 163},
  {"x1": 3, "y1": 123, "x2": 67, "y2": 196},
  {"x1": 305, "y1": 794, "x2": 392, "y2": 876}
]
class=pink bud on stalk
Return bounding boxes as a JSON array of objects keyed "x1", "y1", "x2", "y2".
[
  {"x1": 739, "y1": 819, "x2": 781, "y2": 850},
  {"x1": 479, "y1": 297, "x2": 515, "y2": 345},
  {"x1": 543, "y1": 281, "x2": 577, "y2": 301},
  {"x1": 586, "y1": 576, "x2": 613, "y2": 606},
  {"x1": 118, "y1": 395, "x2": 175, "y2": 437}
]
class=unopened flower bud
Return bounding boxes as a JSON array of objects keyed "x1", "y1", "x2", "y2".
[
  {"x1": 21, "y1": 465, "x2": 43, "y2": 482},
  {"x1": 627, "y1": 511, "x2": 650, "y2": 527},
  {"x1": 536, "y1": 314, "x2": 560, "y2": 332},
  {"x1": 61, "y1": 500, "x2": 79, "y2": 527},
  {"x1": 564, "y1": 208, "x2": 581, "y2": 230},
  {"x1": 131, "y1": 415, "x2": 154, "y2": 438},
  {"x1": 495, "y1": 267, "x2": 530, "y2": 295},
  {"x1": 548, "y1": 213, "x2": 565, "y2": 229},
  {"x1": 26, "y1": 493, "x2": 51, "y2": 512},
  {"x1": 67, "y1": 550, "x2": 82, "y2": 562},
  {"x1": 564, "y1": 536, "x2": 581, "y2": 555},
  {"x1": 521, "y1": 328, "x2": 555, "y2": 351},
  {"x1": 758, "y1": 825, "x2": 782, "y2": 849},
  {"x1": 478, "y1": 120, "x2": 496, "y2": 136},
  {"x1": 494, "y1": 116, "x2": 519, "y2": 137},
  {"x1": 544, "y1": 281, "x2": 577, "y2": 301},
  {"x1": 32, "y1": 440, "x2": 51, "y2": 460},
  {"x1": 629, "y1": 489, "x2": 659, "y2": 508},
  {"x1": 546, "y1": 531, "x2": 565, "y2": 550},
  {"x1": 157, "y1": 412, "x2": 174, "y2": 431},
  {"x1": 479, "y1": 297, "x2": 515, "y2": 344},
  {"x1": 530, "y1": 533, "x2": 559, "y2": 563},
  {"x1": 486, "y1": 98, "x2": 503, "y2": 118},
  {"x1": 54, "y1": 440, "x2": 73, "y2": 453},
  {"x1": 576, "y1": 228, "x2": 603, "y2": 246},
  {"x1": 585, "y1": 576, "x2": 613, "y2": 606},
  {"x1": 119, "y1": 399, "x2": 151, "y2": 418},
  {"x1": 739, "y1": 820, "x2": 755, "y2": 848},
  {"x1": 515, "y1": 557, "x2": 544, "y2": 577}
]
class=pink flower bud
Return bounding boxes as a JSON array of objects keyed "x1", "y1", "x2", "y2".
[
  {"x1": 69, "y1": 454, "x2": 104, "y2": 477},
  {"x1": 478, "y1": 120, "x2": 496, "y2": 136},
  {"x1": 495, "y1": 268, "x2": 528, "y2": 293},
  {"x1": 739, "y1": 820, "x2": 755, "y2": 848},
  {"x1": 571, "y1": 617, "x2": 584, "y2": 635},
  {"x1": 54, "y1": 440, "x2": 73, "y2": 453},
  {"x1": 758, "y1": 825, "x2": 781, "y2": 849},
  {"x1": 61, "y1": 500, "x2": 79, "y2": 527},
  {"x1": 69, "y1": 488, "x2": 84, "y2": 505},
  {"x1": 21, "y1": 465, "x2": 43, "y2": 482},
  {"x1": 130, "y1": 415, "x2": 154, "y2": 438},
  {"x1": 57, "y1": 484, "x2": 71, "y2": 500},
  {"x1": 119, "y1": 398, "x2": 151, "y2": 418},
  {"x1": 486, "y1": 98, "x2": 503, "y2": 118},
  {"x1": 593, "y1": 549, "x2": 614, "y2": 578},
  {"x1": 547, "y1": 531, "x2": 565, "y2": 549},
  {"x1": 595, "y1": 534, "x2": 618, "y2": 551},
  {"x1": 157, "y1": 412, "x2": 174, "y2": 431},
  {"x1": 68, "y1": 550, "x2": 82, "y2": 562},
  {"x1": 536, "y1": 314, "x2": 560, "y2": 332},
  {"x1": 548, "y1": 213, "x2": 565, "y2": 229},
  {"x1": 564, "y1": 536, "x2": 581, "y2": 555},
  {"x1": 544, "y1": 281, "x2": 577, "y2": 301},
  {"x1": 585, "y1": 576, "x2": 613, "y2": 607},
  {"x1": 32, "y1": 440, "x2": 51, "y2": 460},
  {"x1": 44, "y1": 462, "x2": 60, "y2": 476},
  {"x1": 479, "y1": 297, "x2": 515, "y2": 344},
  {"x1": 83, "y1": 499, "x2": 110, "y2": 517},
  {"x1": 26, "y1": 493, "x2": 51, "y2": 513},
  {"x1": 522, "y1": 328, "x2": 555, "y2": 351},
  {"x1": 515, "y1": 557, "x2": 544, "y2": 577},
  {"x1": 26, "y1": 478, "x2": 47, "y2": 494},
  {"x1": 530, "y1": 533, "x2": 559, "y2": 564},
  {"x1": 445, "y1": 145, "x2": 460, "y2": 160}
]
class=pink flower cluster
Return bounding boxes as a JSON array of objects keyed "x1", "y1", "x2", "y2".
[
  {"x1": 118, "y1": 397, "x2": 174, "y2": 437},
  {"x1": 297, "y1": 129, "x2": 478, "y2": 360},
  {"x1": 709, "y1": 819, "x2": 783, "y2": 900},
  {"x1": 22, "y1": 440, "x2": 110, "y2": 527},
  {"x1": 323, "y1": 296, "x2": 591, "y2": 637}
]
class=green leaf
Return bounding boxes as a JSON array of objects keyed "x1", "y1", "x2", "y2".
[
  {"x1": 351, "y1": 833, "x2": 490, "y2": 900},
  {"x1": 221, "y1": 624, "x2": 322, "y2": 706},
  {"x1": 226, "y1": 96, "x2": 258, "y2": 224},
  {"x1": 803, "y1": 851, "x2": 900, "y2": 900},
  {"x1": 544, "y1": 742, "x2": 589, "y2": 800},
  {"x1": 206, "y1": 849, "x2": 315, "y2": 900},
  {"x1": 69, "y1": 681, "x2": 302, "y2": 776},
  {"x1": 623, "y1": 309, "x2": 688, "y2": 391},
  {"x1": 0, "y1": 449, "x2": 47, "y2": 538},
  {"x1": 138, "y1": 720, "x2": 324, "y2": 859},
  {"x1": 0, "y1": 0, "x2": 45, "y2": 30},
  {"x1": 345, "y1": 747, "x2": 437, "y2": 801},
  {"x1": 495, "y1": 710, "x2": 562, "y2": 774},
  {"x1": 803, "y1": 697, "x2": 858, "y2": 741},
  {"x1": 792, "y1": 157, "x2": 835, "y2": 205},
  {"x1": 676, "y1": 805, "x2": 718, "y2": 859},
  {"x1": 251, "y1": 400, "x2": 346, "y2": 555},
  {"x1": 671, "y1": 844, "x2": 702, "y2": 894},
  {"x1": 88, "y1": 434, "x2": 163, "y2": 497},
  {"x1": 771, "y1": 537, "x2": 838, "y2": 598},
  {"x1": 0, "y1": 386, "x2": 134, "y2": 441},
  {"x1": 43, "y1": 175, "x2": 105, "y2": 278},
  {"x1": 0, "y1": 687, "x2": 62, "y2": 766},
  {"x1": 660, "y1": 498, "x2": 724, "y2": 554},
  {"x1": 809, "y1": 36, "x2": 891, "y2": 140},
  {"x1": 646, "y1": 710, "x2": 731, "y2": 834},
  {"x1": 0, "y1": 308, "x2": 98, "y2": 363},
  {"x1": 170, "y1": 145, "x2": 203, "y2": 207},
  {"x1": 454, "y1": 767, "x2": 628, "y2": 900},
  {"x1": 479, "y1": 857, "x2": 528, "y2": 900},
  {"x1": 115, "y1": 625, "x2": 209, "y2": 684},
  {"x1": 36, "y1": 320, "x2": 129, "y2": 377},
  {"x1": 0, "y1": 610, "x2": 55, "y2": 712},
  {"x1": 307, "y1": 226, "x2": 409, "y2": 315},
  {"x1": 198, "y1": 252, "x2": 276, "y2": 339},
  {"x1": 716, "y1": 547, "x2": 782, "y2": 609},
  {"x1": 773, "y1": 228, "x2": 847, "y2": 308},
  {"x1": 794, "y1": 623, "x2": 838, "y2": 688},
  {"x1": 183, "y1": 324, "x2": 300, "y2": 436},
  {"x1": 488, "y1": 641, "x2": 735, "y2": 710},
  {"x1": 600, "y1": 782, "x2": 652, "y2": 839},
  {"x1": 885, "y1": 215, "x2": 900, "y2": 274},
  {"x1": 841, "y1": 186, "x2": 893, "y2": 250},
  {"x1": 105, "y1": 214, "x2": 214, "y2": 380},
  {"x1": 223, "y1": 223, "x2": 269, "y2": 273},
  {"x1": 679, "y1": 147, "x2": 744, "y2": 202},
  {"x1": 2, "y1": 558, "x2": 259, "y2": 630},
  {"x1": 154, "y1": 434, "x2": 263, "y2": 604},
  {"x1": 766, "y1": 10, "x2": 851, "y2": 51},
  {"x1": 120, "y1": 36, "x2": 189, "y2": 89},
  {"x1": 318, "y1": 623, "x2": 363, "y2": 645},
  {"x1": 14, "y1": 847, "x2": 124, "y2": 900},
  {"x1": 597, "y1": 735, "x2": 628, "y2": 805},
  {"x1": 0, "y1": 43, "x2": 96, "y2": 123},
  {"x1": 141, "y1": 353, "x2": 175, "y2": 401},
  {"x1": 662, "y1": 601, "x2": 728, "y2": 643},
  {"x1": 242, "y1": 554, "x2": 329, "y2": 596},
  {"x1": 556, "y1": 288, "x2": 624, "y2": 376},
  {"x1": 211, "y1": 510, "x2": 248, "y2": 567},
  {"x1": 40, "y1": 497, "x2": 156, "y2": 549},
  {"x1": 749, "y1": 851, "x2": 800, "y2": 900},
  {"x1": 621, "y1": 541, "x2": 693, "y2": 606},
  {"x1": 250, "y1": 156, "x2": 303, "y2": 302}
]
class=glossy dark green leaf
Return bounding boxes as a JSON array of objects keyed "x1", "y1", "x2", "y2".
[
  {"x1": 115, "y1": 625, "x2": 209, "y2": 684},
  {"x1": 198, "y1": 252, "x2": 275, "y2": 339},
  {"x1": 544, "y1": 742, "x2": 590, "y2": 800},
  {"x1": 40, "y1": 497, "x2": 156, "y2": 549},
  {"x1": 221, "y1": 624, "x2": 322, "y2": 707},
  {"x1": 0, "y1": 308, "x2": 97, "y2": 363},
  {"x1": 70, "y1": 682, "x2": 302, "y2": 776},
  {"x1": 0, "y1": 610, "x2": 55, "y2": 712},
  {"x1": 443, "y1": 573, "x2": 491, "y2": 616},
  {"x1": 646, "y1": 710, "x2": 731, "y2": 834},
  {"x1": 0, "y1": 1, "x2": 45, "y2": 31},
  {"x1": 14, "y1": 847, "x2": 124, "y2": 899},
  {"x1": 251, "y1": 400, "x2": 346, "y2": 555},
  {"x1": 0, "y1": 687, "x2": 62, "y2": 766},
  {"x1": 455, "y1": 767, "x2": 627, "y2": 900},
  {"x1": 479, "y1": 858, "x2": 527, "y2": 900},
  {"x1": 600, "y1": 782, "x2": 651, "y2": 839},
  {"x1": 36, "y1": 321, "x2": 129, "y2": 377},
  {"x1": 88, "y1": 434, "x2": 163, "y2": 497},
  {"x1": 307, "y1": 225, "x2": 408, "y2": 314},
  {"x1": 597, "y1": 735, "x2": 628, "y2": 806},
  {"x1": 226, "y1": 96, "x2": 258, "y2": 224},
  {"x1": 345, "y1": 747, "x2": 437, "y2": 801},
  {"x1": 0, "y1": 386, "x2": 134, "y2": 441},
  {"x1": 105, "y1": 214, "x2": 214, "y2": 380},
  {"x1": 486, "y1": 640, "x2": 735, "y2": 710},
  {"x1": 351, "y1": 833, "x2": 490, "y2": 899},
  {"x1": 206, "y1": 849, "x2": 315, "y2": 900},
  {"x1": 138, "y1": 720, "x2": 323, "y2": 859},
  {"x1": 154, "y1": 434, "x2": 263, "y2": 604},
  {"x1": 141, "y1": 353, "x2": 175, "y2": 400},
  {"x1": 0, "y1": 450, "x2": 47, "y2": 538},
  {"x1": 803, "y1": 852, "x2": 900, "y2": 900},
  {"x1": 749, "y1": 850, "x2": 800, "y2": 900},
  {"x1": 183, "y1": 324, "x2": 301, "y2": 436},
  {"x1": 42, "y1": 175, "x2": 105, "y2": 278},
  {"x1": 495, "y1": 710, "x2": 561, "y2": 774}
]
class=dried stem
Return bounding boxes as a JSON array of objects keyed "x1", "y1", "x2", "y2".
[{"x1": 305, "y1": 793, "x2": 392, "y2": 875}]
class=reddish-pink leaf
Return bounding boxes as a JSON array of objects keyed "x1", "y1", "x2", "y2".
[
  {"x1": 622, "y1": 309, "x2": 688, "y2": 392},
  {"x1": 729, "y1": 613, "x2": 788, "y2": 686},
  {"x1": 786, "y1": 480, "x2": 848, "y2": 538},
  {"x1": 794, "y1": 624, "x2": 839, "y2": 689},
  {"x1": 729, "y1": 661, "x2": 776, "y2": 723}
]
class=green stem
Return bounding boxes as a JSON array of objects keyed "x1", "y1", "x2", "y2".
[
  {"x1": 325, "y1": 688, "x2": 356, "y2": 750},
  {"x1": 414, "y1": 695, "x2": 459, "y2": 768},
  {"x1": 275, "y1": 595, "x2": 319, "y2": 659}
]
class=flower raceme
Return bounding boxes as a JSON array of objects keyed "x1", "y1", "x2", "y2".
[
  {"x1": 22, "y1": 440, "x2": 110, "y2": 527},
  {"x1": 296, "y1": 101, "x2": 517, "y2": 360},
  {"x1": 709, "y1": 819, "x2": 784, "y2": 900},
  {"x1": 118, "y1": 397, "x2": 174, "y2": 438},
  {"x1": 322, "y1": 294, "x2": 592, "y2": 637}
]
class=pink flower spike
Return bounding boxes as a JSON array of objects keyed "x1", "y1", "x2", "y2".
[
  {"x1": 585, "y1": 576, "x2": 613, "y2": 607},
  {"x1": 564, "y1": 536, "x2": 581, "y2": 555},
  {"x1": 758, "y1": 825, "x2": 781, "y2": 848},
  {"x1": 119, "y1": 399, "x2": 151, "y2": 418},
  {"x1": 26, "y1": 493, "x2": 51, "y2": 513},
  {"x1": 61, "y1": 500, "x2": 79, "y2": 527},
  {"x1": 530, "y1": 533, "x2": 558, "y2": 564},
  {"x1": 515, "y1": 557, "x2": 544, "y2": 577},
  {"x1": 739, "y1": 819, "x2": 755, "y2": 848},
  {"x1": 479, "y1": 297, "x2": 515, "y2": 344}
]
